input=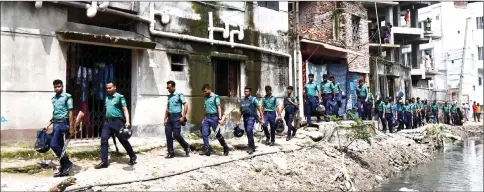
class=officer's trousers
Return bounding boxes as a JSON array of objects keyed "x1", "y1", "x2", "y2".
[
  {"x1": 357, "y1": 96, "x2": 367, "y2": 120},
  {"x1": 305, "y1": 96, "x2": 320, "y2": 125},
  {"x1": 201, "y1": 116, "x2": 228, "y2": 150},
  {"x1": 51, "y1": 122, "x2": 71, "y2": 166},
  {"x1": 101, "y1": 119, "x2": 135, "y2": 162},
  {"x1": 243, "y1": 116, "x2": 256, "y2": 149},
  {"x1": 432, "y1": 110, "x2": 439, "y2": 123},
  {"x1": 378, "y1": 111, "x2": 386, "y2": 131},
  {"x1": 284, "y1": 112, "x2": 295, "y2": 136},
  {"x1": 323, "y1": 93, "x2": 333, "y2": 116},
  {"x1": 404, "y1": 112, "x2": 412, "y2": 129},
  {"x1": 166, "y1": 113, "x2": 189, "y2": 153},
  {"x1": 385, "y1": 113, "x2": 393, "y2": 132},
  {"x1": 397, "y1": 111, "x2": 404, "y2": 131},
  {"x1": 262, "y1": 111, "x2": 276, "y2": 142}
]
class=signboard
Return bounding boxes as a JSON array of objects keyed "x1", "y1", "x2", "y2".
[{"x1": 454, "y1": 1, "x2": 467, "y2": 9}]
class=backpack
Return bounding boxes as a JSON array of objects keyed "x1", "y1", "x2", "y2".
[
  {"x1": 241, "y1": 96, "x2": 257, "y2": 117},
  {"x1": 34, "y1": 130, "x2": 52, "y2": 153}
]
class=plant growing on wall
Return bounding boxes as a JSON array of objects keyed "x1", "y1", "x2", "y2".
[{"x1": 330, "y1": 112, "x2": 375, "y2": 150}]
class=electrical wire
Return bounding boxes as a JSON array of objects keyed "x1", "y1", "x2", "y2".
[
  {"x1": 65, "y1": 145, "x2": 308, "y2": 192},
  {"x1": 1, "y1": 30, "x2": 56, "y2": 37}
]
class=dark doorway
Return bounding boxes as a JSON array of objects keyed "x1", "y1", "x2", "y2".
[
  {"x1": 66, "y1": 43, "x2": 132, "y2": 139},
  {"x1": 212, "y1": 58, "x2": 240, "y2": 97},
  {"x1": 387, "y1": 77, "x2": 395, "y2": 99}
]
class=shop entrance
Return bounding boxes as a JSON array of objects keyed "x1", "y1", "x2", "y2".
[{"x1": 66, "y1": 43, "x2": 132, "y2": 139}]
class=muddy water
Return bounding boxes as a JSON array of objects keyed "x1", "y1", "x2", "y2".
[{"x1": 378, "y1": 137, "x2": 483, "y2": 191}]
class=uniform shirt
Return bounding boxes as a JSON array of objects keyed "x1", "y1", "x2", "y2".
[
  {"x1": 304, "y1": 82, "x2": 320, "y2": 97},
  {"x1": 384, "y1": 103, "x2": 393, "y2": 114},
  {"x1": 333, "y1": 82, "x2": 341, "y2": 93},
  {"x1": 403, "y1": 104, "x2": 412, "y2": 112},
  {"x1": 320, "y1": 81, "x2": 334, "y2": 94},
  {"x1": 443, "y1": 106, "x2": 450, "y2": 112},
  {"x1": 368, "y1": 95, "x2": 374, "y2": 102},
  {"x1": 283, "y1": 96, "x2": 298, "y2": 107},
  {"x1": 356, "y1": 86, "x2": 368, "y2": 98},
  {"x1": 451, "y1": 106, "x2": 457, "y2": 113},
  {"x1": 262, "y1": 95, "x2": 279, "y2": 112},
  {"x1": 52, "y1": 92, "x2": 73, "y2": 120},
  {"x1": 376, "y1": 101, "x2": 385, "y2": 112},
  {"x1": 417, "y1": 102, "x2": 423, "y2": 110},
  {"x1": 204, "y1": 92, "x2": 220, "y2": 114},
  {"x1": 432, "y1": 104, "x2": 439, "y2": 111},
  {"x1": 105, "y1": 92, "x2": 127, "y2": 118},
  {"x1": 167, "y1": 92, "x2": 186, "y2": 114}
]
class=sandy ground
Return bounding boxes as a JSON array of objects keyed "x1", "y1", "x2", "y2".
[{"x1": 1, "y1": 121, "x2": 481, "y2": 191}]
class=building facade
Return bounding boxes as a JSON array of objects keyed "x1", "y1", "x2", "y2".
[{"x1": 1, "y1": 1, "x2": 291, "y2": 141}]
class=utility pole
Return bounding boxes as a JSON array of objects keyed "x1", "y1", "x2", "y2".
[{"x1": 457, "y1": 17, "x2": 470, "y2": 105}]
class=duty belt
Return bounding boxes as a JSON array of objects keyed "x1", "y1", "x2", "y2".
[
  {"x1": 53, "y1": 119, "x2": 68, "y2": 123},
  {"x1": 106, "y1": 117, "x2": 122, "y2": 122},
  {"x1": 205, "y1": 114, "x2": 217, "y2": 117},
  {"x1": 263, "y1": 111, "x2": 275, "y2": 114}
]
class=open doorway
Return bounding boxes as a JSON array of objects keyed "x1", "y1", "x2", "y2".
[{"x1": 66, "y1": 43, "x2": 132, "y2": 139}]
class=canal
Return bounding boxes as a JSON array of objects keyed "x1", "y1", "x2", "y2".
[{"x1": 377, "y1": 137, "x2": 483, "y2": 191}]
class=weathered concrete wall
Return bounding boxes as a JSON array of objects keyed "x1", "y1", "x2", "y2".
[
  {"x1": 132, "y1": 2, "x2": 290, "y2": 137},
  {"x1": 1, "y1": 2, "x2": 68, "y2": 131}
]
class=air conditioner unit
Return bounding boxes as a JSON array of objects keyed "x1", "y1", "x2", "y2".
[{"x1": 429, "y1": 80, "x2": 435, "y2": 89}]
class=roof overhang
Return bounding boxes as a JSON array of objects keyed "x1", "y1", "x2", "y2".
[
  {"x1": 56, "y1": 22, "x2": 155, "y2": 50},
  {"x1": 301, "y1": 39, "x2": 364, "y2": 57}
]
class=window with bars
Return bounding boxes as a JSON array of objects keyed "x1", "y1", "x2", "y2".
[
  {"x1": 351, "y1": 16, "x2": 361, "y2": 49},
  {"x1": 478, "y1": 46, "x2": 483, "y2": 60},
  {"x1": 477, "y1": 17, "x2": 483, "y2": 29},
  {"x1": 258, "y1": 1, "x2": 279, "y2": 11}
]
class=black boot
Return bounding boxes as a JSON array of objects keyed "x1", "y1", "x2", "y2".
[
  {"x1": 128, "y1": 155, "x2": 137, "y2": 165},
  {"x1": 223, "y1": 146, "x2": 229, "y2": 156},
  {"x1": 286, "y1": 135, "x2": 292, "y2": 141},
  {"x1": 165, "y1": 152, "x2": 175, "y2": 159},
  {"x1": 95, "y1": 161, "x2": 109, "y2": 169},
  {"x1": 184, "y1": 145, "x2": 191, "y2": 157},
  {"x1": 265, "y1": 137, "x2": 271, "y2": 145},
  {"x1": 199, "y1": 147, "x2": 211, "y2": 156}
]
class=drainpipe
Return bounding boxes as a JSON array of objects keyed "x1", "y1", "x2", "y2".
[
  {"x1": 295, "y1": 1, "x2": 304, "y2": 123},
  {"x1": 229, "y1": 24, "x2": 244, "y2": 47},
  {"x1": 208, "y1": 12, "x2": 230, "y2": 44},
  {"x1": 55, "y1": 1, "x2": 151, "y2": 22},
  {"x1": 147, "y1": 2, "x2": 291, "y2": 66},
  {"x1": 35, "y1": 1, "x2": 43, "y2": 9},
  {"x1": 86, "y1": 1, "x2": 98, "y2": 18}
]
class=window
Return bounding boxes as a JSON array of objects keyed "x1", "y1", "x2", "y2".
[
  {"x1": 351, "y1": 16, "x2": 361, "y2": 48},
  {"x1": 213, "y1": 58, "x2": 240, "y2": 97},
  {"x1": 479, "y1": 77, "x2": 482, "y2": 86},
  {"x1": 477, "y1": 17, "x2": 483, "y2": 29},
  {"x1": 478, "y1": 46, "x2": 483, "y2": 60},
  {"x1": 170, "y1": 54, "x2": 186, "y2": 72},
  {"x1": 258, "y1": 1, "x2": 279, "y2": 11}
]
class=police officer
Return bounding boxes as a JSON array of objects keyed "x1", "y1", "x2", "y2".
[
  {"x1": 443, "y1": 102, "x2": 450, "y2": 124},
  {"x1": 304, "y1": 74, "x2": 322, "y2": 126},
  {"x1": 383, "y1": 98, "x2": 394, "y2": 133},
  {"x1": 403, "y1": 100, "x2": 412, "y2": 129},
  {"x1": 365, "y1": 93, "x2": 375, "y2": 121},
  {"x1": 164, "y1": 80, "x2": 191, "y2": 158},
  {"x1": 261, "y1": 86, "x2": 280, "y2": 146},
  {"x1": 236, "y1": 87, "x2": 264, "y2": 154},
  {"x1": 330, "y1": 76, "x2": 341, "y2": 116},
  {"x1": 416, "y1": 97, "x2": 423, "y2": 126},
  {"x1": 320, "y1": 75, "x2": 335, "y2": 117},
  {"x1": 450, "y1": 103, "x2": 458, "y2": 125},
  {"x1": 45, "y1": 79, "x2": 74, "y2": 177},
  {"x1": 396, "y1": 99, "x2": 405, "y2": 131},
  {"x1": 431, "y1": 100, "x2": 439, "y2": 123},
  {"x1": 356, "y1": 80, "x2": 369, "y2": 120},
  {"x1": 280, "y1": 86, "x2": 298, "y2": 141},
  {"x1": 411, "y1": 98, "x2": 418, "y2": 129},
  {"x1": 95, "y1": 81, "x2": 136, "y2": 169},
  {"x1": 376, "y1": 97, "x2": 385, "y2": 131},
  {"x1": 200, "y1": 84, "x2": 229, "y2": 156}
]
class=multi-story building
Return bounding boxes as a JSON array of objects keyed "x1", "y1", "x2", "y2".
[
  {"x1": 364, "y1": 1, "x2": 439, "y2": 101},
  {"x1": 419, "y1": 1, "x2": 483, "y2": 104},
  {"x1": 294, "y1": 1, "x2": 369, "y2": 118},
  {"x1": 1, "y1": 1, "x2": 291, "y2": 141}
]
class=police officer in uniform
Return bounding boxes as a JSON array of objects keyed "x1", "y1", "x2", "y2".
[
  {"x1": 330, "y1": 76, "x2": 342, "y2": 116},
  {"x1": 403, "y1": 100, "x2": 412, "y2": 129},
  {"x1": 356, "y1": 80, "x2": 369, "y2": 120},
  {"x1": 261, "y1": 86, "x2": 280, "y2": 146},
  {"x1": 443, "y1": 102, "x2": 450, "y2": 124},
  {"x1": 200, "y1": 84, "x2": 229, "y2": 156},
  {"x1": 320, "y1": 75, "x2": 335, "y2": 117},
  {"x1": 304, "y1": 74, "x2": 322, "y2": 126},
  {"x1": 376, "y1": 97, "x2": 385, "y2": 131},
  {"x1": 280, "y1": 86, "x2": 298, "y2": 141},
  {"x1": 365, "y1": 93, "x2": 375, "y2": 121},
  {"x1": 236, "y1": 87, "x2": 264, "y2": 154},
  {"x1": 383, "y1": 98, "x2": 394, "y2": 133},
  {"x1": 164, "y1": 80, "x2": 191, "y2": 158},
  {"x1": 396, "y1": 100, "x2": 405, "y2": 131},
  {"x1": 431, "y1": 100, "x2": 439, "y2": 123},
  {"x1": 95, "y1": 81, "x2": 136, "y2": 169},
  {"x1": 416, "y1": 97, "x2": 423, "y2": 126},
  {"x1": 450, "y1": 103, "x2": 458, "y2": 125},
  {"x1": 45, "y1": 79, "x2": 74, "y2": 177}
]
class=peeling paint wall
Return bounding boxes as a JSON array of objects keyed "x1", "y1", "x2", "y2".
[{"x1": 132, "y1": 2, "x2": 290, "y2": 137}]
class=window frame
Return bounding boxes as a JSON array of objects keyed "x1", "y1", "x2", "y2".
[
  {"x1": 212, "y1": 58, "x2": 241, "y2": 97},
  {"x1": 258, "y1": 1, "x2": 279, "y2": 11},
  {"x1": 169, "y1": 54, "x2": 187, "y2": 72}
]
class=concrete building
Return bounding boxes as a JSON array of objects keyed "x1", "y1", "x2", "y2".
[
  {"x1": 418, "y1": 2, "x2": 483, "y2": 104},
  {"x1": 364, "y1": 1, "x2": 440, "y2": 101},
  {"x1": 1, "y1": 1, "x2": 291, "y2": 141},
  {"x1": 294, "y1": 1, "x2": 368, "y2": 118}
]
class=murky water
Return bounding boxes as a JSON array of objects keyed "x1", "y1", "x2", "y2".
[{"x1": 378, "y1": 137, "x2": 483, "y2": 192}]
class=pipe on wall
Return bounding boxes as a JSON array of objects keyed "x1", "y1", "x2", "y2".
[
  {"x1": 208, "y1": 12, "x2": 230, "y2": 42},
  {"x1": 35, "y1": 1, "x2": 43, "y2": 9}
]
